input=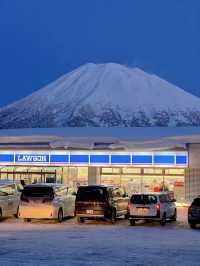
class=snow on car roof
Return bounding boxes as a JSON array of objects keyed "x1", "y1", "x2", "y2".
[
  {"x1": 24, "y1": 183, "x2": 66, "y2": 188},
  {"x1": 131, "y1": 192, "x2": 171, "y2": 195},
  {"x1": 0, "y1": 180, "x2": 17, "y2": 186}
]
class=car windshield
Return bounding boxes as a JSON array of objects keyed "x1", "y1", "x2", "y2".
[
  {"x1": 192, "y1": 198, "x2": 200, "y2": 207},
  {"x1": 76, "y1": 187, "x2": 107, "y2": 202},
  {"x1": 21, "y1": 186, "x2": 54, "y2": 200},
  {"x1": 131, "y1": 194, "x2": 157, "y2": 204}
]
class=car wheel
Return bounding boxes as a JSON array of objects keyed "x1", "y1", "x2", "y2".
[
  {"x1": 57, "y1": 208, "x2": 63, "y2": 223},
  {"x1": 124, "y1": 213, "x2": 129, "y2": 219},
  {"x1": 14, "y1": 207, "x2": 19, "y2": 219},
  {"x1": 130, "y1": 219, "x2": 136, "y2": 226},
  {"x1": 24, "y1": 218, "x2": 31, "y2": 222},
  {"x1": 77, "y1": 217, "x2": 85, "y2": 223},
  {"x1": 189, "y1": 222, "x2": 196, "y2": 229},
  {"x1": 160, "y1": 213, "x2": 166, "y2": 226},
  {"x1": 110, "y1": 209, "x2": 116, "y2": 224},
  {"x1": 0, "y1": 208, "x2": 2, "y2": 220},
  {"x1": 171, "y1": 209, "x2": 177, "y2": 221}
]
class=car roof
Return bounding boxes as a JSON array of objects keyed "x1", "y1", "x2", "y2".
[
  {"x1": 131, "y1": 192, "x2": 170, "y2": 196},
  {"x1": 78, "y1": 185, "x2": 117, "y2": 189},
  {"x1": 0, "y1": 180, "x2": 18, "y2": 187},
  {"x1": 24, "y1": 183, "x2": 67, "y2": 189}
]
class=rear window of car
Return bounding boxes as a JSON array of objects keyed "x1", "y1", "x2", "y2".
[
  {"x1": 159, "y1": 194, "x2": 170, "y2": 203},
  {"x1": 76, "y1": 187, "x2": 108, "y2": 202},
  {"x1": 192, "y1": 198, "x2": 200, "y2": 207},
  {"x1": 21, "y1": 186, "x2": 54, "y2": 200},
  {"x1": 0, "y1": 185, "x2": 16, "y2": 195},
  {"x1": 131, "y1": 194, "x2": 157, "y2": 204}
]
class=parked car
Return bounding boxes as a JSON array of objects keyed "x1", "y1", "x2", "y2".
[
  {"x1": 188, "y1": 197, "x2": 200, "y2": 228},
  {"x1": 0, "y1": 180, "x2": 23, "y2": 219},
  {"x1": 18, "y1": 183, "x2": 76, "y2": 222},
  {"x1": 128, "y1": 192, "x2": 177, "y2": 226},
  {"x1": 75, "y1": 185, "x2": 129, "y2": 223}
]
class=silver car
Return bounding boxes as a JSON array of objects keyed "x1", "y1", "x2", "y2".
[
  {"x1": 18, "y1": 183, "x2": 76, "y2": 222},
  {"x1": 0, "y1": 180, "x2": 22, "y2": 219},
  {"x1": 128, "y1": 192, "x2": 177, "y2": 226}
]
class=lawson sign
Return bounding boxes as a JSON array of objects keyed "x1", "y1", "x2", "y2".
[
  {"x1": 0, "y1": 151, "x2": 188, "y2": 167},
  {"x1": 15, "y1": 154, "x2": 50, "y2": 164}
]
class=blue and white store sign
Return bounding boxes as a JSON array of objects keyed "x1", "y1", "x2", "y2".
[
  {"x1": 15, "y1": 154, "x2": 50, "y2": 164},
  {"x1": 0, "y1": 151, "x2": 188, "y2": 167}
]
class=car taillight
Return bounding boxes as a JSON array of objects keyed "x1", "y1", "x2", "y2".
[
  {"x1": 128, "y1": 202, "x2": 131, "y2": 213},
  {"x1": 156, "y1": 203, "x2": 160, "y2": 210},
  {"x1": 156, "y1": 203, "x2": 160, "y2": 217},
  {"x1": 43, "y1": 199, "x2": 52, "y2": 204}
]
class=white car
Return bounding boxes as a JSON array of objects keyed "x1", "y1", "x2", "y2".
[
  {"x1": 0, "y1": 180, "x2": 22, "y2": 219},
  {"x1": 18, "y1": 183, "x2": 76, "y2": 222},
  {"x1": 128, "y1": 192, "x2": 177, "y2": 226}
]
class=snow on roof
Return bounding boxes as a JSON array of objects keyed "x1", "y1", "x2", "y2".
[{"x1": 0, "y1": 127, "x2": 199, "y2": 151}]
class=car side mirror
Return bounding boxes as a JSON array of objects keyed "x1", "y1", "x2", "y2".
[{"x1": 171, "y1": 199, "x2": 176, "y2": 202}]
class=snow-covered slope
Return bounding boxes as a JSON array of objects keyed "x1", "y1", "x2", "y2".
[{"x1": 1, "y1": 63, "x2": 200, "y2": 128}]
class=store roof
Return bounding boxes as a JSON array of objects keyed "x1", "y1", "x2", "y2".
[{"x1": 0, "y1": 127, "x2": 200, "y2": 151}]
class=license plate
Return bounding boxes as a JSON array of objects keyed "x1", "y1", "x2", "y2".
[
  {"x1": 86, "y1": 210, "x2": 93, "y2": 214},
  {"x1": 137, "y1": 208, "x2": 148, "y2": 215}
]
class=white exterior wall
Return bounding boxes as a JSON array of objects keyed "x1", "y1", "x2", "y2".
[{"x1": 186, "y1": 144, "x2": 200, "y2": 200}]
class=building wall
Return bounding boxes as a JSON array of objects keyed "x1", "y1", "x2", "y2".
[
  {"x1": 186, "y1": 144, "x2": 200, "y2": 200},
  {"x1": 88, "y1": 167, "x2": 100, "y2": 185},
  {"x1": 187, "y1": 143, "x2": 200, "y2": 168},
  {"x1": 185, "y1": 168, "x2": 200, "y2": 201}
]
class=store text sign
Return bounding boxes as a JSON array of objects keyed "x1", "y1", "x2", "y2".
[
  {"x1": 0, "y1": 152, "x2": 188, "y2": 166},
  {"x1": 15, "y1": 154, "x2": 49, "y2": 163}
]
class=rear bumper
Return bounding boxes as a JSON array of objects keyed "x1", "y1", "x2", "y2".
[
  {"x1": 76, "y1": 209, "x2": 112, "y2": 219},
  {"x1": 129, "y1": 215, "x2": 160, "y2": 220},
  {"x1": 76, "y1": 214, "x2": 105, "y2": 218},
  {"x1": 18, "y1": 205, "x2": 58, "y2": 219}
]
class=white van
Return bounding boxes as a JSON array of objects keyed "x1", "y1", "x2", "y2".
[
  {"x1": 128, "y1": 192, "x2": 177, "y2": 226},
  {"x1": 18, "y1": 184, "x2": 76, "y2": 222},
  {"x1": 0, "y1": 180, "x2": 22, "y2": 219}
]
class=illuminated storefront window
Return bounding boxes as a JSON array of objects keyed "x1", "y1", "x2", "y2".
[
  {"x1": 100, "y1": 167, "x2": 185, "y2": 201},
  {"x1": 0, "y1": 165, "x2": 185, "y2": 201}
]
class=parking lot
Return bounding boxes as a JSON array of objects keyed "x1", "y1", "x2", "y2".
[{"x1": 0, "y1": 207, "x2": 199, "y2": 266}]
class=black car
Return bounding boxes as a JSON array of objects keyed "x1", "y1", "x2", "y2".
[
  {"x1": 188, "y1": 197, "x2": 200, "y2": 228},
  {"x1": 75, "y1": 185, "x2": 129, "y2": 223}
]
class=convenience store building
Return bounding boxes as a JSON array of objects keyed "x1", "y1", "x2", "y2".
[{"x1": 0, "y1": 127, "x2": 200, "y2": 201}]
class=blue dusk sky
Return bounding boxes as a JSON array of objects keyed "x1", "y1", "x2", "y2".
[{"x1": 0, "y1": 0, "x2": 200, "y2": 107}]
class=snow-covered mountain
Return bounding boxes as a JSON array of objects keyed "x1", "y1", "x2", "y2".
[{"x1": 1, "y1": 63, "x2": 200, "y2": 128}]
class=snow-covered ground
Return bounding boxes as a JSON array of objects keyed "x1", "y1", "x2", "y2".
[{"x1": 0, "y1": 207, "x2": 199, "y2": 266}]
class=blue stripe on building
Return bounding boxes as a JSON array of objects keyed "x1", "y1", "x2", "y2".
[
  {"x1": 154, "y1": 155, "x2": 175, "y2": 164},
  {"x1": 70, "y1": 154, "x2": 89, "y2": 164},
  {"x1": 0, "y1": 154, "x2": 14, "y2": 162},
  {"x1": 111, "y1": 155, "x2": 131, "y2": 164},
  {"x1": 0, "y1": 152, "x2": 188, "y2": 166},
  {"x1": 176, "y1": 155, "x2": 187, "y2": 165},
  {"x1": 51, "y1": 155, "x2": 69, "y2": 163},
  {"x1": 132, "y1": 155, "x2": 152, "y2": 164},
  {"x1": 90, "y1": 155, "x2": 110, "y2": 164}
]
